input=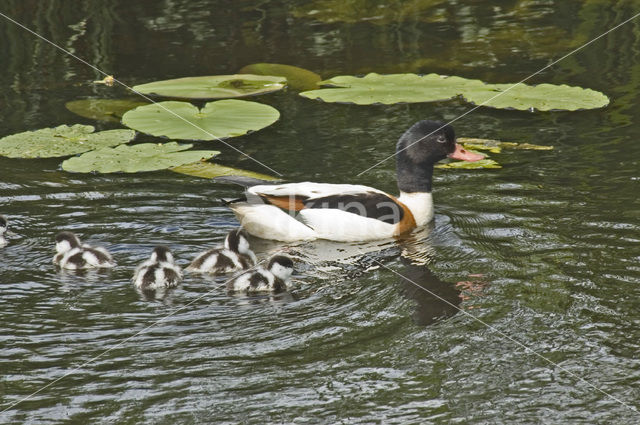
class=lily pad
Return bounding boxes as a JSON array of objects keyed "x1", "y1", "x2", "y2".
[
  {"x1": 238, "y1": 63, "x2": 321, "y2": 91},
  {"x1": 121, "y1": 100, "x2": 280, "y2": 141},
  {"x1": 436, "y1": 159, "x2": 502, "y2": 169},
  {"x1": 462, "y1": 83, "x2": 610, "y2": 111},
  {"x1": 300, "y1": 73, "x2": 609, "y2": 111},
  {"x1": 66, "y1": 98, "x2": 148, "y2": 123},
  {"x1": 132, "y1": 74, "x2": 286, "y2": 100},
  {"x1": 61, "y1": 142, "x2": 220, "y2": 173},
  {"x1": 300, "y1": 73, "x2": 484, "y2": 104},
  {"x1": 171, "y1": 161, "x2": 280, "y2": 181},
  {"x1": 0, "y1": 124, "x2": 135, "y2": 158},
  {"x1": 458, "y1": 137, "x2": 554, "y2": 151}
]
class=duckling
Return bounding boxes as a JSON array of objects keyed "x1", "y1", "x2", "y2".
[
  {"x1": 227, "y1": 255, "x2": 294, "y2": 293},
  {"x1": 133, "y1": 246, "x2": 182, "y2": 290},
  {"x1": 53, "y1": 231, "x2": 115, "y2": 269},
  {"x1": 187, "y1": 228, "x2": 257, "y2": 274},
  {"x1": 0, "y1": 215, "x2": 7, "y2": 247}
]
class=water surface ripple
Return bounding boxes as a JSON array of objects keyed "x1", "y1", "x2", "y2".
[{"x1": 1, "y1": 0, "x2": 640, "y2": 423}]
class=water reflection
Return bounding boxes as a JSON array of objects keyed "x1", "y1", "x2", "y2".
[
  {"x1": 135, "y1": 286, "x2": 177, "y2": 304},
  {"x1": 395, "y1": 256, "x2": 461, "y2": 326}
]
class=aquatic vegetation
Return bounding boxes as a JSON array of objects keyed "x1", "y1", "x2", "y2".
[
  {"x1": 458, "y1": 137, "x2": 554, "y2": 153},
  {"x1": 463, "y1": 83, "x2": 610, "y2": 111},
  {"x1": 0, "y1": 124, "x2": 135, "y2": 158},
  {"x1": 300, "y1": 73, "x2": 480, "y2": 104},
  {"x1": 238, "y1": 63, "x2": 322, "y2": 91},
  {"x1": 171, "y1": 161, "x2": 280, "y2": 181},
  {"x1": 0, "y1": 65, "x2": 573, "y2": 175},
  {"x1": 121, "y1": 99, "x2": 280, "y2": 141},
  {"x1": 61, "y1": 142, "x2": 219, "y2": 173},
  {"x1": 65, "y1": 98, "x2": 148, "y2": 123},
  {"x1": 132, "y1": 74, "x2": 286, "y2": 99},
  {"x1": 300, "y1": 73, "x2": 609, "y2": 110},
  {"x1": 436, "y1": 158, "x2": 502, "y2": 169}
]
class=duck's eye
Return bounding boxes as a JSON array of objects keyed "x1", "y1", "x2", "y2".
[{"x1": 436, "y1": 135, "x2": 447, "y2": 144}]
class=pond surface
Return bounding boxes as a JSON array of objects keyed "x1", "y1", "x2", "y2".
[{"x1": 1, "y1": 0, "x2": 640, "y2": 423}]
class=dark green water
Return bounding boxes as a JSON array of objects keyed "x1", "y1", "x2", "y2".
[{"x1": 1, "y1": 1, "x2": 640, "y2": 423}]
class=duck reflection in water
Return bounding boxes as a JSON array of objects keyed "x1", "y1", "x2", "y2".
[
  {"x1": 395, "y1": 226, "x2": 487, "y2": 326},
  {"x1": 395, "y1": 256, "x2": 462, "y2": 326}
]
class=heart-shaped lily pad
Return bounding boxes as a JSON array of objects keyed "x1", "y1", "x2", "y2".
[
  {"x1": 66, "y1": 98, "x2": 148, "y2": 123},
  {"x1": 121, "y1": 100, "x2": 280, "y2": 141},
  {"x1": 238, "y1": 63, "x2": 321, "y2": 91},
  {"x1": 61, "y1": 142, "x2": 220, "y2": 173},
  {"x1": 300, "y1": 73, "x2": 483, "y2": 104},
  {"x1": 171, "y1": 161, "x2": 280, "y2": 181},
  {"x1": 300, "y1": 73, "x2": 609, "y2": 111},
  {"x1": 132, "y1": 74, "x2": 286, "y2": 99},
  {"x1": 0, "y1": 124, "x2": 135, "y2": 158}
]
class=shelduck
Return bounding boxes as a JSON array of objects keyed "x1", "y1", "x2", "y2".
[
  {"x1": 226, "y1": 255, "x2": 294, "y2": 293},
  {"x1": 223, "y1": 120, "x2": 483, "y2": 242},
  {"x1": 0, "y1": 215, "x2": 7, "y2": 247},
  {"x1": 186, "y1": 228, "x2": 256, "y2": 274},
  {"x1": 53, "y1": 231, "x2": 115, "y2": 269},
  {"x1": 132, "y1": 246, "x2": 182, "y2": 289}
]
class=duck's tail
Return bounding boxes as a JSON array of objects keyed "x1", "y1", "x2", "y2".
[{"x1": 220, "y1": 196, "x2": 247, "y2": 205}]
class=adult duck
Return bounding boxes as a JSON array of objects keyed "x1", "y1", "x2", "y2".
[{"x1": 224, "y1": 120, "x2": 483, "y2": 242}]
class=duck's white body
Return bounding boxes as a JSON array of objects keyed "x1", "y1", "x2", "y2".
[
  {"x1": 231, "y1": 183, "x2": 432, "y2": 242},
  {"x1": 55, "y1": 245, "x2": 115, "y2": 270}
]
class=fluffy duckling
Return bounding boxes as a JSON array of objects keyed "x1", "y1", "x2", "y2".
[
  {"x1": 187, "y1": 228, "x2": 257, "y2": 274},
  {"x1": 0, "y1": 215, "x2": 7, "y2": 247},
  {"x1": 133, "y1": 246, "x2": 182, "y2": 290},
  {"x1": 227, "y1": 255, "x2": 294, "y2": 293},
  {"x1": 53, "y1": 231, "x2": 115, "y2": 269}
]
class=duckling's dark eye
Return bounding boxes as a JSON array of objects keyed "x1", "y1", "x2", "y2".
[{"x1": 436, "y1": 135, "x2": 447, "y2": 144}]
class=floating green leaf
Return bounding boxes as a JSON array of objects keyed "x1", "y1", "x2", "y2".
[
  {"x1": 462, "y1": 83, "x2": 609, "y2": 111},
  {"x1": 121, "y1": 100, "x2": 280, "y2": 141},
  {"x1": 171, "y1": 161, "x2": 280, "y2": 181},
  {"x1": 66, "y1": 98, "x2": 148, "y2": 123},
  {"x1": 436, "y1": 159, "x2": 502, "y2": 169},
  {"x1": 300, "y1": 73, "x2": 609, "y2": 111},
  {"x1": 458, "y1": 137, "x2": 554, "y2": 151},
  {"x1": 300, "y1": 73, "x2": 483, "y2": 104},
  {"x1": 0, "y1": 124, "x2": 135, "y2": 158},
  {"x1": 238, "y1": 63, "x2": 321, "y2": 91},
  {"x1": 61, "y1": 142, "x2": 220, "y2": 173},
  {"x1": 132, "y1": 74, "x2": 286, "y2": 99}
]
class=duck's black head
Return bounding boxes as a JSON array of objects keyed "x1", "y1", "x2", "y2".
[
  {"x1": 56, "y1": 232, "x2": 81, "y2": 248},
  {"x1": 225, "y1": 228, "x2": 251, "y2": 254},
  {"x1": 55, "y1": 231, "x2": 82, "y2": 251},
  {"x1": 267, "y1": 255, "x2": 294, "y2": 280},
  {"x1": 0, "y1": 215, "x2": 6, "y2": 233},
  {"x1": 152, "y1": 245, "x2": 173, "y2": 263},
  {"x1": 395, "y1": 120, "x2": 481, "y2": 193}
]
